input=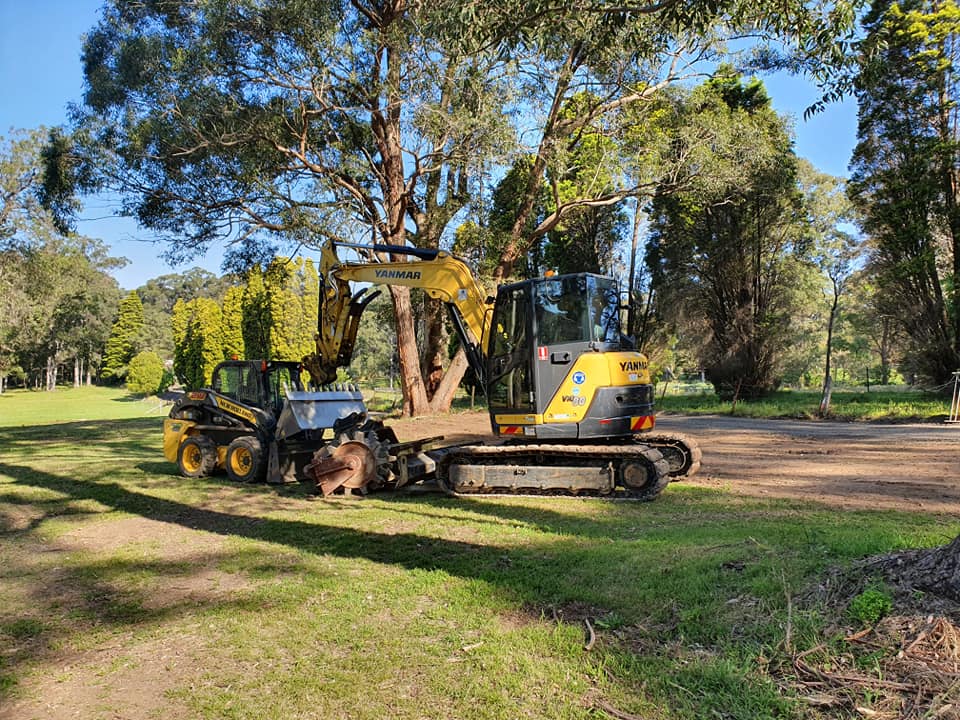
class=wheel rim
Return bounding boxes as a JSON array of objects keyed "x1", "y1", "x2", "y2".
[
  {"x1": 182, "y1": 443, "x2": 204, "y2": 473},
  {"x1": 230, "y1": 446, "x2": 253, "y2": 477}
]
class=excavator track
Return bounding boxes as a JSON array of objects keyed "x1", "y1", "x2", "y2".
[
  {"x1": 435, "y1": 443, "x2": 671, "y2": 501},
  {"x1": 640, "y1": 433, "x2": 702, "y2": 478}
]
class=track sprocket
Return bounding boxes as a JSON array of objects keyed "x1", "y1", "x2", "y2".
[{"x1": 638, "y1": 433, "x2": 702, "y2": 478}]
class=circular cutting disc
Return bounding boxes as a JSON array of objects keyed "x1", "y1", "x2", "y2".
[{"x1": 331, "y1": 440, "x2": 377, "y2": 489}]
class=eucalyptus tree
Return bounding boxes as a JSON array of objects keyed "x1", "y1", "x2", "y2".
[
  {"x1": 46, "y1": 0, "x2": 862, "y2": 414},
  {"x1": 796, "y1": 161, "x2": 861, "y2": 415},
  {"x1": 50, "y1": 0, "x2": 514, "y2": 414}
]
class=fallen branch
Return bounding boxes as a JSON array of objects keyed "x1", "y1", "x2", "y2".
[
  {"x1": 593, "y1": 699, "x2": 646, "y2": 720},
  {"x1": 584, "y1": 618, "x2": 596, "y2": 651}
]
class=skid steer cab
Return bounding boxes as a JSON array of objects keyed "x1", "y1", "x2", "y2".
[{"x1": 163, "y1": 360, "x2": 373, "y2": 484}]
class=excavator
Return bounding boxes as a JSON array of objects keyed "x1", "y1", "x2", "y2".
[{"x1": 297, "y1": 240, "x2": 700, "y2": 500}]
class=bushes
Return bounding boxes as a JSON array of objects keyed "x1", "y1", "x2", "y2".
[{"x1": 126, "y1": 351, "x2": 165, "y2": 396}]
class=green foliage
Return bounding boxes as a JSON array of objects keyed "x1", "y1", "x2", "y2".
[
  {"x1": 849, "y1": 0, "x2": 960, "y2": 385},
  {"x1": 125, "y1": 350, "x2": 164, "y2": 396},
  {"x1": 102, "y1": 290, "x2": 144, "y2": 381},
  {"x1": 171, "y1": 297, "x2": 224, "y2": 390},
  {"x1": 136, "y1": 268, "x2": 231, "y2": 360},
  {"x1": 220, "y1": 285, "x2": 245, "y2": 360},
  {"x1": 848, "y1": 584, "x2": 894, "y2": 626},
  {"x1": 345, "y1": 292, "x2": 397, "y2": 384},
  {"x1": 238, "y1": 258, "x2": 318, "y2": 363},
  {"x1": 169, "y1": 258, "x2": 321, "y2": 388},
  {"x1": 646, "y1": 72, "x2": 814, "y2": 400},
  {"x1": 656, "y1": 387, "x2": 948, "y2": 422},
  {"x1": 45, "y1": 0, "x2": 864, "y2": 409},
  {"x1": 1, "y1": 131, "x2": 122, "y2": 391}
]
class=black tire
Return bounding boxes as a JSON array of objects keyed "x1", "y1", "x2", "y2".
[
  {"x1": 225, "y1": 436, "x2": 267, "y2": 483},
  {"x1": 177, "y1": 435, "x2": 218, "y2": 478}
]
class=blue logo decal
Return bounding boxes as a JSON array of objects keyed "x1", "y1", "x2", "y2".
[{"x1": 572, "y1": 371, "x2": 586, "y2": 385}]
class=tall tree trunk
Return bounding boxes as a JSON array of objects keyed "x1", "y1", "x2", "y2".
[
  {"x1": 86, "y1": 362, "x2": 93, "y2": 386},
  {"x1": 427, "y1": 349, "x2": 469, "y2": 413},
  {"x1": 627, "y1": 198, "x2": 643, "y2": 339},
  {"x1": 371, "y1": 12, "x2": 433, "y2": 417},
  {"x1": 936, "y1": 62, "x2": 960, "y2": 364},
  {"x1": 819, "y1": 278, "x2": 840, "y2": 417},
  {"x1": 46, "y1": 355, "x2": 58, "y2": 391},
  {"x1": 389, "y1": 286, "x2": 430, "y2": 416},
  {"x1": 421, "y1": 299, "x2": 447, "y2": 396},
  {"x1": 74, "y1": 356, "x2": 81, "y2": 388}
]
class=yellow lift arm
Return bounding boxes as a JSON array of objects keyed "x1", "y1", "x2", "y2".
[{"x1": 303, "y1": 241, "x2": 493, "y2": 387}]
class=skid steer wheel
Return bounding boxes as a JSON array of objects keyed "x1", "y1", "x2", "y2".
[
  {"x1": 225, "y1": 436, "x2": 267, "y2": 483},
  {"x1": 619, "y1": 449, "x2": 671, "y2": 501},
  {"x1": 178, "y1": 435, "x2": 217, "y2": 478}
]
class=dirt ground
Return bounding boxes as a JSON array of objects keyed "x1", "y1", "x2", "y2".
[{"x1": 391, "y1": 411, "x2": 960, "y2": 513}]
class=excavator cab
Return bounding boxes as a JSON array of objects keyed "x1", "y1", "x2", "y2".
[{"x1": 487, "y1": 273, "x2": 655, "y2": 440}]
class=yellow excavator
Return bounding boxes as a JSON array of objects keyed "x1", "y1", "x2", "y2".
[{"x1": 299, "y1": 240, "x2": 700, "y2": 500}]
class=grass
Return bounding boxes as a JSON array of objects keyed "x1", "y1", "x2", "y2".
[
  {"x1": 365, "y1": 383, "x2": 953, "y2": 423},
  {"x1": 0, "y1": 385, "x2": 164, "y2": 427},
  {"x1": 656, "y1": 387, "x2": 952, "y2": 422},
  {"x1": 0, "y1": 386, "x2": 957, "y2": 718}
]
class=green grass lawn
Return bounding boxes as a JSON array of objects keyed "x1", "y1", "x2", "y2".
[
  {"x1": 0, "y1": 386, "x2": 165, "y2": 427},
  {"x1": 0, "y1": 387, "x2": 957, "y2": 718},
  {"x1": 656, "y1": 387, "x2": 952, "y2": 422}
]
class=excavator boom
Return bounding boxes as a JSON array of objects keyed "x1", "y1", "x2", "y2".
[{"x1": 305, "y1": 242, "x2": 491, "y2": 388}]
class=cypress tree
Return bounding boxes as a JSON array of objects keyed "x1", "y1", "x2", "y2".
[{"x1": 102, "y1": 290, "x2": 144, "y2": 380}]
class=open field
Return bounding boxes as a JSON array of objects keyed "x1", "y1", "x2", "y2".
[
  {"x1": 1, "y1": 387, "x2": 960, "y2": 718},
  {"x1": 656, "y1": 388, "x2": 954, "y2": 422}
]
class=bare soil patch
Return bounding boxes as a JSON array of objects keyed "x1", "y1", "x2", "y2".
[
  {"x1": 390, "y1": 411, "x2": 960, "y2": 513},
  {"x1": 1, "y1": 517, "x2": 251, "y2": 720}
]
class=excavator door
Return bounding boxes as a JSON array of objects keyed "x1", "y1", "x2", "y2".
[{"x1": 487, "y1": 284, "x2": 536, "y2": 424}]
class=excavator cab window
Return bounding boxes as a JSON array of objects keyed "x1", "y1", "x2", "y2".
[{"x1": 534, "y1": 275, "x2": 621, "y2": 346}]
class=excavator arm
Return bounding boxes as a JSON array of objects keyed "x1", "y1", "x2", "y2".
[{"x1": 302, "y1": 241, "x2": 493, "y2": 388}]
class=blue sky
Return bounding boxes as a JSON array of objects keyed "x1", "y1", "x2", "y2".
[{"x1": 1, "y1": 1, "x2": 860, "y2": 289}]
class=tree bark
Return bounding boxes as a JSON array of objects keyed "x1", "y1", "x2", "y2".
[
  {"x1": 867, "y1": 534, "x2": 960, "y2": 603},
  {"x1": 819, "y1": 277, "x2": 840, "y2": 417},
  {"x1": 627, "y1": 198, "x2": 643, "y2": 339},
  {"x1": 46, "y1": 355, "x2": 58, "y2": 391},
  {"x1": 427, "y1": 348, "x2": 469, "y2": 413},
  {"x1": 389, "y1": 285, "x2": 430, "y2": 416}
]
